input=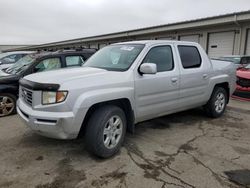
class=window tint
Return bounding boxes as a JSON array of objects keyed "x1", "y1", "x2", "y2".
[
  {"x1": 6, "y1": 54, "x2": 17, "y2": 60},
  {"x1": 66, "y1": 56, "x2": 84, "y2": 67},
  {"x1": 83, "y1": 44, "x2": 144, "y2": 71},
  {"x1": 2, "y1": 54, "x2": 25, "y2": 64},
  {"x1": 241, "y1": 57, "x2": 250, "y2": 64},
  {"x1": 35, "y1": 58, "x2": 61, "y2": 72},
  {"x1": 178, "y1": 46, "x2": 201, "y2": 69},
  {"x1": 143, "y1": 46, "x2": 174, "y2": 72},
  {"x1": 2, "y1": 54, "x2": 17, "y2": 64},
  {"x1": 5, "y1": 54, "x2": 36, "y2": 74}
]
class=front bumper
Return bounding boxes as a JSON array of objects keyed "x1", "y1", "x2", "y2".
[
  {"x1": 233, "y1": 84, "x2": 250, "y2": 100},
  {"x1": 236, "y1": 84, "x2": 250, "y2": 92},
  {"x1": 17, "y1": 99, "x2": 83, "y2": 139}
]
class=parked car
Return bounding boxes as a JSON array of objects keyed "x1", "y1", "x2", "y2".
[
  {"x1": 17, "y1": 41, "x2": 236, "y2": 158},
  {"x1": 0, "y1": 49, "x2": 96, "y2": 117},
  {"x1": 216, "y1": 55, "x2": 250, "y2": 68},
  {"x1": 0, "y1": 51, "x2": 35, "y2": 70},
  {"x1": 234, "y1": 63, "x2": 250, "y2": 100}
]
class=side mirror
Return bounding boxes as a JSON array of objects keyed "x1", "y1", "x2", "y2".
[{"x1": 139, "y1": 63, "x2": 157, "y2": 74}]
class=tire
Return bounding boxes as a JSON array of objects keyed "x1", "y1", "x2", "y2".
[
  {"x1": 0, "y1": 93, "x2": 17, "y2": 117},
  {"x1": 204, "y1": 87, "x2": 228, "y2": 118},
  {"x1": 85, "y1": 105, "x2": 127, "y2": 158}
]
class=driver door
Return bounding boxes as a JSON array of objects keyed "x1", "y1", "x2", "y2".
[{"x1": 134, "y1": 45, "x2": 180, "y2": 122}]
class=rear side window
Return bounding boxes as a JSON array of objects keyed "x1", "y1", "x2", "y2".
[
  {"x1": 178, "y1": 46, "x2": 201, "y2": 69},
  {"x1": 66, "y1": 56, "x2": 84, "y2": 67},
  {"x1": 143, "y1": 46, "x2": 174, "y2": 72}
]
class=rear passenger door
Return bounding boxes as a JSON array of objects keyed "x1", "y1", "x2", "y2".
[
  {"x1": 177, "y1": 45, "x2": 211, "y2": 108},
  {"x1": 135, "y1": 45, "x2": 180, "y2": 122}
]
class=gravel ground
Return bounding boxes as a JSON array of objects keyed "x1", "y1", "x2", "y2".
[{"x1": 0, "y1": 99, "x2": 250, "y2": 188}]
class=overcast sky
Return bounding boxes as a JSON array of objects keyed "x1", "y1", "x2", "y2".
[{"x1": 0, "y1": 0, "x2": 249, "y2": 45}]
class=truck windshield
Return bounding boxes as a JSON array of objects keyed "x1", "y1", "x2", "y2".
[
  {"x1": 5, "y1": 54, "x2": 36, "y2": 75},
  {"x1": 83, "y1": 44, "x2": 144, "y2": 71}
]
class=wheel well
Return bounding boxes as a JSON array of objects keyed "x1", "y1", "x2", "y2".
[
  {"x1": 78, "y1": 98, "x2": 135, "y2": 138},
  {"x1": 214, "y1": 82, "x2": 230, "y2": 103}
]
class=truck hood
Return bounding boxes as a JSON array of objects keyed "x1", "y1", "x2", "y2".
[
  {"x1": 237, "y1": 68, "x2": 250, "y2": 79},
  {"x1": 24, "y1": 67, "x2": 111, "y2": 85}
]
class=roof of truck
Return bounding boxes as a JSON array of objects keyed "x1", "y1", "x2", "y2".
[{"x1": 114, "y1": 40, "x2": 198, "y2": 45}]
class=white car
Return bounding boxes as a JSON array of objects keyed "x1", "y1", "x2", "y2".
[{"x1": 0, "y1": 51, "x2": 35, "y2": 70}]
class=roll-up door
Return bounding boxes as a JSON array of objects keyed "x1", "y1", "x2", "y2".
[
  {"x1": 156, "y1": 37, "x2": 172, "y2": 40},
  {"x1": 208, "y1": 31, "x2": 235, "y2": 58},
  {"x1": 99, "y1": 43, "x2": 107, "y2": 49},
  {"x1": 245, "y1": 29, "x2": 250, "y2": 55},
  {"x1": 179, "y1": 35, "x2": 200, "y2": 43},
  {"x1": 90, "y1": 44, "x2": 98, "y2": 49}
]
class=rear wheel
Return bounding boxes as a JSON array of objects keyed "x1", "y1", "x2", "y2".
[
  {"x1": 85, "y1": 105, "x2": 126, "y2": 158},
  {"x1": 204, "y1": 87, "x2": 228, "y2": 118},
  {"x1": 0, "y1": 93, "x2": 16, "y2": 117}
]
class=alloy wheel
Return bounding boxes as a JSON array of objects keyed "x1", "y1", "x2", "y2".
[
  {"x1": 214, "y1": 92, "x2": 225, "y2": 114},
  {"x1": 103, "y1": 115, "x2": 123, "y2": 149},
  {"x1": 0, "y1": 96, "x2": 15, "y2": 117}
]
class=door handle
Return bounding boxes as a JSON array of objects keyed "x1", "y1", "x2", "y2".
[
  {"x1": 171, "y1": 78, "x2": 178, "y2": 83},
  {"x1": 203, "y1": 74, "x2": 208, "y2": 79}
]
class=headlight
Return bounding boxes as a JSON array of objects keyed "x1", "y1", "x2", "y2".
[{"x1": 42, "y1": 91, "x2": 68, "y2": 105}]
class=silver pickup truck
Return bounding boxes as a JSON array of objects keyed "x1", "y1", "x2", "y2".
[{"x1": 17, "y1": 41, "x2": 236, "y2": 158}]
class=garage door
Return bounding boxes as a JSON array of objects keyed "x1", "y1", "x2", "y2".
[
  {"x1": 179, "y1": 35, "x2": 200, "y2": 43},
  {"x1": 90, "y1": 44, "x2": 98, "y2": 49},
  {"x1": 99, "y1": 43, "x2": 107, "y2": 49},
  {"x1": 156, "y1": 37, "x2": 172, "y2": 40},
  {"x1": 208, "y1": 31, "x2": 235, "y2": 58},
  {"x1": 245, "y1": 29, "x2": 250, "y2": 55}
]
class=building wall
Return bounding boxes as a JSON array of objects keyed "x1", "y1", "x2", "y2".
[
  {"x1": 0, "y1": 45, "x2": 27, "y2": 53},
  {"x1": 39, "y1": 22, "x2": 250, "y2": 58}
]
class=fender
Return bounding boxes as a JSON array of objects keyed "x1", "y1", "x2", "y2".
[
  {"x1": 206, "y1": 74, "x2": 230, "y2": 100},
  {"x1": 0, "y1": 84, "x2": 18, "y2": 95},
  {"x1": 73, "y1": 87, "x2": 136, "y2": 114}
]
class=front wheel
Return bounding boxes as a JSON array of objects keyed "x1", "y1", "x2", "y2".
[
  {"x1": 85, "y1": 105, "x2": 127, "y2": 158},
  {"x1": 204, "y1": 87, "x2": 228, "y2": 118},
  {"x1": 0, "y1": 93, "x2": 16, "y2": 117}
]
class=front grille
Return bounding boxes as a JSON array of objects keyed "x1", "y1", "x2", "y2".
[
  {"x1": 21, "y1": 87, "x2": 33, "y2": 106},
  {"x1": 237, "y1": 77, "x2": 250, "y2": 88}
]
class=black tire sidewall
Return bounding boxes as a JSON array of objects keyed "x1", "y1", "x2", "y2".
[{"x1": 85, "y1": 105, "x2": 127, "y2": 158}]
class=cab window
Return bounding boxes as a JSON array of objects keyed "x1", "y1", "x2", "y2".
[
  {"x1": 178, "y1": 46, "x2": 201, "y2": 69},
  {"x1": 142, "y1": 46, "x2": 174, "y2": 72},
  {"x1": 34, "y1": 58, "x2": 61, "y2": 72}
]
